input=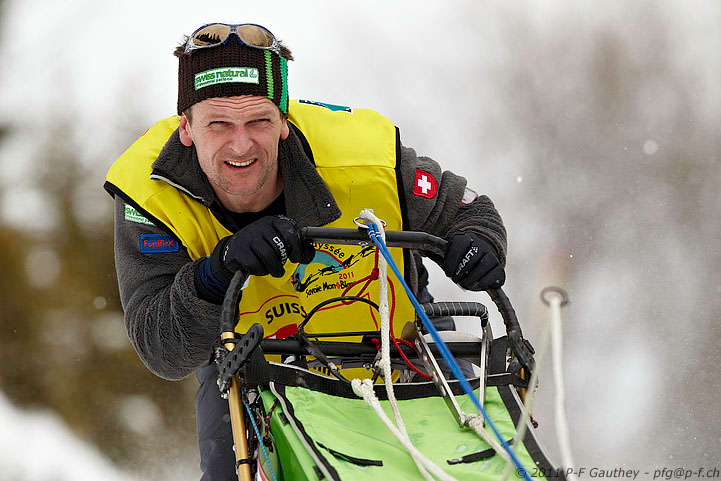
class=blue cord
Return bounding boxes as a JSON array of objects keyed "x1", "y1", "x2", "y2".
[
  {"x1": 242, "y1": 393, "x2": 279, "y2": 481},
  {"x1": 367, "y1": 224, "x2": 532, "y2": 481}
]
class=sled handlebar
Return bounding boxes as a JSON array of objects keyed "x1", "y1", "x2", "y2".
[
  {"x1": 221, "y1": 226, "x2": 534, "y2": 375},
  {"x1": 300, "y1": 227, "x2": 448, "y2": 258}
]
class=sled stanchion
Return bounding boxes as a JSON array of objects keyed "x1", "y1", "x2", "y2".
[
  {"x1": 224, "y1": 333, "x2": 252, "y2": 481},
  {"x1": 221, "y1": 271, "x2": 253, "y2": 481},
  {"x1": 243, "y1": 394, "x2": 279, "y2": 481}
]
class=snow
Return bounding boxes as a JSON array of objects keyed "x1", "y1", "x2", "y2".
[{"x1": 0, "y1": 391, "x2": 138, "y2": 481}]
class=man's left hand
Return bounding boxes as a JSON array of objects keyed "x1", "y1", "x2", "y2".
[{"x1": 442, "y1": 232, "x2": 505, "y2": 291}]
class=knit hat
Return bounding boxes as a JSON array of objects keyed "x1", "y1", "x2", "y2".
[{"x1": 177, "y1": 39, "x2": 288, "y2": 115}]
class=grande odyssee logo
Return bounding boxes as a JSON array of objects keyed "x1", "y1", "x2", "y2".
[{"x1": 292, "y1": 243, "x2": 375, "y2": 294}]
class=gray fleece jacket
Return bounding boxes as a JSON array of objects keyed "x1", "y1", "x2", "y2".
[{"x1": 107, "y1": 122, "x2": 506, "y2": 381}]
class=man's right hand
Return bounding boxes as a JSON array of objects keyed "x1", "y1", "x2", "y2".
[{"x1": 209, "y1": 216, "x2": 315, "y2": 284}]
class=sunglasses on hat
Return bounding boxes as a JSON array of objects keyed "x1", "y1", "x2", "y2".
[{"x1": 184, "y1": 23, "x2": 280, "y2": 55}]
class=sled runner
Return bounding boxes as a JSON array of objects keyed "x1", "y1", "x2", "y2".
[{"x1": 215, "y1": 221, "x2": 563, "y2": 481}]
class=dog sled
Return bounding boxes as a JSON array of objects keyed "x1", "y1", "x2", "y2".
[{"x1": 215, "y1": 216, "x2": 565, "y2": 481}]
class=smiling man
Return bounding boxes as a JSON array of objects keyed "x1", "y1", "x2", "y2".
[
  {"x1": 179, "y1": 96, "x2": 289, "y2": 212},
  {"x1": 105, "y1": 22, "x2": 507, "y2": 480}
]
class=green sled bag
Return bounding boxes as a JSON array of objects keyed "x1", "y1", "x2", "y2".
[{"x1": 248, "y1": 337, "x2": 559, "y2": 481}]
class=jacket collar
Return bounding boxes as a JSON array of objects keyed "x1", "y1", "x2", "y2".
[{"x1": 150, "y1": 124, "x2": 341, "y2": 228}]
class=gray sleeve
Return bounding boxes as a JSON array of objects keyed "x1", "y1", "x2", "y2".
[
  {"x1": 399, "y1": 144, "x2": 507, "y2": 266},
  {"x1": 113, "y1": 196, "x2": 222, "y2": 380}
]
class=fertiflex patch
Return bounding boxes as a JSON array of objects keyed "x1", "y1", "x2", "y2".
[{"x1": 139, "y1": 234, "x2": 179, "y2": 254}]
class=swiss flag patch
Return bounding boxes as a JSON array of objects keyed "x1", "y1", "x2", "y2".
[{"x1": 413, "y1": 169, "x2": 438, "y2": 199}]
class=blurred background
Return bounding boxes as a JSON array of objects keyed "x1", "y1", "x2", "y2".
[{"x1": 0, "y1": 1, "x2": 719, "y2": 479}]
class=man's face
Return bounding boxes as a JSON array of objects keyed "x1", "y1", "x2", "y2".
[{"x1": 179, "y1": 96, "x2": 290, "y2": 213}]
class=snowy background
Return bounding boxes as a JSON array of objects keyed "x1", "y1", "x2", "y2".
[{"x1": 0, "y1": 1, "x2": 719, "y2": 479}]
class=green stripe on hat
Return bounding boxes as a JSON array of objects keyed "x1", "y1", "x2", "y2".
[
  {"x1": 279, "y1": 57, "x2": 288, "y2": 113},
  {"x1": 264, "y1": 50, "x2": 274, "y2": 103}
]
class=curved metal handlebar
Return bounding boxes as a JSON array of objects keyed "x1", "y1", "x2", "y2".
[
  {"x1": 300, "y1": 226, "x2": 448, "y2": 258},
  {"x1": 221, "y1": 270, "x2": 249, "y2": 333}
]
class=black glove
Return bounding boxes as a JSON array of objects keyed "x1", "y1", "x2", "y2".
[
  {"x1": 209, "y1": 216, "x2": 315, "y2": 283},
  {"x1": 442, "y1": 232, "x2": 505, "y2": 291}
]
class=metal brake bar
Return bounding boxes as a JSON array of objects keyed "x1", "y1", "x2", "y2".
[
  {"x1": 408, "y1": 302, "x2": 493, "y2": 428},
  {"x1": 414, "y1": 330, "x2": 468, "y2": 426}
]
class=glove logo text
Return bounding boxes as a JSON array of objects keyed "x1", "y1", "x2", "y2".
[
  {"x1": 272, "y1": 236, "x2": 288, "y2": 263},
  {"x1": 455, "y1": 246, "x2": 478, "y2": 276}
]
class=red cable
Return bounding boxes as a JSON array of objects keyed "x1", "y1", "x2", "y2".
[
  {"x1": 369, "y1": 336, "x2": 431, "y2": 381},
  {"x1": 392, "y1": 337, "x2": 432, "y2": 380}
]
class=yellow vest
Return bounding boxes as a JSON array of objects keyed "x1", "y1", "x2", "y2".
[{"x1": 107, "y1": 100, "x2": 415, "y2": 349}]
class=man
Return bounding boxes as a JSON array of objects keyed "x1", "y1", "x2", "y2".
[{"x1": 105, "y1": 23, "x2": 506, "y2": 480}]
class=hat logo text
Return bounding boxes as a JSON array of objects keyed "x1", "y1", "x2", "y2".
[{"x1": 194, "y1": 67, "x2": 260, "y2": 90}]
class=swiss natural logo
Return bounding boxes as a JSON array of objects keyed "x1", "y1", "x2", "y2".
[
  {"x1": 194, "y1": 67, "x2": 259, "y2": 90},
  {"x1": 124, "y1": 204, "x2": 154, "y2": 226}
]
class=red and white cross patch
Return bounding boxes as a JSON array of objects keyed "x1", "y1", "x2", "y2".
[{"x1": 412, "y1": 169, "x2": 438, "y2": 199}]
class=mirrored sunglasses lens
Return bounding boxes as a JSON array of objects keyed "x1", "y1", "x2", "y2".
[
  {"x1": 191, "y1": 24, "x2": 231, "y2": 47},
  {"x1": 236, "y1": 25, "x2": 275, "y2": 48}
]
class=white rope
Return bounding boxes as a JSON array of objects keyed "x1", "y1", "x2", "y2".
[
  {"x1": 466, "y1": 415, "x2": 512, "y2": 463},
  {"x1": 549, "y1": 295, "x2": 577, "y2": 481},
  {"x1": 353, "y1": 209, "x2": 454, "y2": 481},
  {"x1": 351, "y1": 379, "x2": 456, "y2": 481}
]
